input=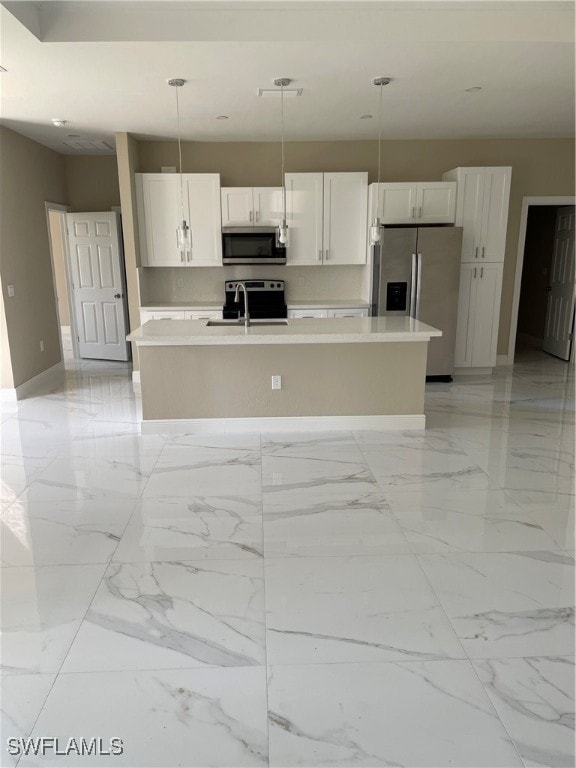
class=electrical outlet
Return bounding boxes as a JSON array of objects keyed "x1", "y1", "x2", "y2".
[
  {"x1": 271, "y1": 375, "x2": 282, "y2": 390},
  {"x1": 7, "y1": 284, "x2": 15, "y2": 298},
  {"x1": 39, "y1": 340, "x2": 45, "y2": 352}
]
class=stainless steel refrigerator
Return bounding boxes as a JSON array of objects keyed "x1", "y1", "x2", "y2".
[{"x1": 371, "y1": 226, "x2": 463, "y2": 380}]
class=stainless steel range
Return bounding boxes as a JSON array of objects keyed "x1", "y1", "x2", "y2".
[{"x1": 222, "y1": 280, "x2": 287, "y2": 320}]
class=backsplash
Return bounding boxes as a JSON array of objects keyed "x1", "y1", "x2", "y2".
[{"x1": 140, "y1": 265, "x2": 367, "y2": 305}]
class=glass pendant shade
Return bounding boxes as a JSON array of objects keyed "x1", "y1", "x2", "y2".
[
  {"x1": 177, "y1": 220, "x2": 192, "y2": 252},
  {"x1": 369, "y1": 218, "x2": 382, "y2": 246},
  {"x1": 276, "y1": 220, "x2": 289, "y2": 247}
]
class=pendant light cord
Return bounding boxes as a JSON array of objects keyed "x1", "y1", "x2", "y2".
[
  {"x1": 377, "y1": 80, "x2": 383, "y2": 219},
  {"x1": 281, "y1": 82, "x2": 286, "y2": 220},
  {"x1": 175, "y1": 84, "x2": 185, "y2": 224}
]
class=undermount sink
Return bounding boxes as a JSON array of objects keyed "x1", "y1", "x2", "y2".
[{"x1": 206, "y1": 319, "x2": 289, "y2": 327}]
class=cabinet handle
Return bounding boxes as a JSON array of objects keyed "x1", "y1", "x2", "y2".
[
  {"x1": 474, "y1": 246, "x2": 478, "y2": 259},
  {"x1": 474, "y1": 267, "x2": 477, "y2": 278},
  {"x1": 249, "y1": 210, "x2": 253, "y2": 223},
  {"x1": 255, "y1": 210, "x2": 259, "y2": 223},
  {"x1": 480, "y1": 267, "x2": 484, "y2": 278},
  {"x1": 481, "y1": 246, "x2": 485, "y2": 259},
  {"x1": 325, "y1": 249, "x2": 329, "y2": 260},
  {"x1": 418, "y1": 206, "x2": 422, "y2": 218},
  {"x1": 412, "y1": 206, "x2": 416, "y2": 219},
  {"x1": 318, "y1": 249, "x2": 322, "y2": 262},
  {"x1": 180, "y1": 251, "x2": 185, "y2": 263}
]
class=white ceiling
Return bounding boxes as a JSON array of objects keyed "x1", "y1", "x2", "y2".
[{"x1": 0, "y1": 1, "x2": 574, "y2": 155}]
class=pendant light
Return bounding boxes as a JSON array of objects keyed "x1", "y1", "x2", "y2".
[
  {"x1": 369, "y1": 77, "x2": 391, "y2": 246},
  {"x1": 274, "y1": 77, "x2": 291, "y2": 247},
  {"x1": 168, "y1": 78, "x2": 192, "y2": 255}
]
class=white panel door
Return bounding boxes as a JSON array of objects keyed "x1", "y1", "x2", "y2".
[
  {"x1": 186, "y1": 175, "x2": 223, "y2": 266},
  {"x1": 136, "y1": 174, "x2": 187, "y2": 267},
  {"x1": 323, "y1": 172, "x2": 368, "y2": 265},
  {"x1": 454, "y1": 264, "x2": 476, "y2": 367},
  {"x1": 471, "y1": 263, "x2": 503, "y2": 367},
  {"x1": 220, "y1": 188, "x2": 253, "y2": 226},
  {"x1": 479, "y1": 167, "x2": 511, "y2": 262},
  {"x1": 253, "y1": 187, "x2": 283, "y2": 226},
  {"x1": 67, "y1": 212, "x2": 130, "y2": 361},
  {"x1": 455, "y1": 169, "x2": 485, "y2": 263},
  {"x1": 543, "y1": 207, "x2": 575, "y2": 360},
  {"x1": 285, "y1": 173, "x2": 324, "y2": 265},
  {"x1": 416, "y1": 182, "x2": 457, "y2": 223}
]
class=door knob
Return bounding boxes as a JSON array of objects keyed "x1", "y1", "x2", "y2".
[{"x1": 114, "y1": 293, "x2": 125, "y2": 298}]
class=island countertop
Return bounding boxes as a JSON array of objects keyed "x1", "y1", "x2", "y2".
[{"x1": 128, "y1": 315, "x2": 442, "y2": 347}]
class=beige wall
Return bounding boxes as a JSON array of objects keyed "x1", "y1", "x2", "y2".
[
  {"x1": 115, "y1": 133, "x2": 142, "y2": 369},
  {"x1": 138, "y1": 137, "x2": 575, "y2": 356},
  {"x1": 48, "y1": 210, "x2": 70, "y2": 326},
  {"x1": 1, "y1": 291, "x2": 14, "y2": 389},
  {"x1": 64, "y1": 155, "x2": 120, "y2": 212},
  {"x1": 0, "y1": 127, "x2": 67, "y2": 388},
  {"x1": 139, "y1": 341, "x2": 427, "y2": 421}
]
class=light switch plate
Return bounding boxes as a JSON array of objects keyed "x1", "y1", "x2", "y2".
[
  {"x1": 271, "y1": 375, "x2": 282, "y2": 390},
  {"x1": 7, "y1": 284, "x2": 15, "y2": 298}
]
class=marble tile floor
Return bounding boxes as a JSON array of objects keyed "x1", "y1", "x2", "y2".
[{"x1": 0, "y1": 348, "x2": 574, "y2": 767}]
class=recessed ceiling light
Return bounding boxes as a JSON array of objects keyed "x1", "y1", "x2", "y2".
[
  {"x1": 52, "y1": 119, "x2": 67, "y2": 127},
  {"x1": 465, "y1": 86, "x2": 483, "y2": 92},
  {"x1": 67, "y1": 134, "x2": 81, "y2": 138},
  {"x1": 360, "y1": 114, "x2": 373, "y2": 120},
  {"x1": 215, "y1": 115, "x2": 229, "y2": 120}
]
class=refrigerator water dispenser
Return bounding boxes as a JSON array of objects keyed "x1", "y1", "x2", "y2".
[{"x1": 386, "y1": 282, "x2": 408, "y2": 312}]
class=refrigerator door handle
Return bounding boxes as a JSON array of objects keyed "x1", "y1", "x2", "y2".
[
  {"x1": 415, "y1": 252, "x2": 422, "y2": 319},
  {"x1": 410, "y1": 253, "x2": 418, "y2": 317}
]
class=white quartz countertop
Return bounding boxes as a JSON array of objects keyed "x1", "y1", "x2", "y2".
[
  {"x1": 128, "y1": 316, "x2": 442, "y2": 346},
  {"x1": 287, "y1": 300, "x2": 369, "y2": 309},
  {"x1": 141, "y1": 300, "x2": 369, "y2": 310}
]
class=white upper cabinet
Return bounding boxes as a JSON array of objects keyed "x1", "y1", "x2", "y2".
[
  {"x1": 220, "y1": 187, "x2": 283, "y2": 226},
  {"x1": 136, "y1": 173, "x2": 222, "y2": 267},
  {"x1": 285, "y1": 173, "x2": 324, "y2": 265},
  {"x1": 443, "y1": 167, "x2": 511, "y2": 263},
  {"x1": 370, "y1": 182, "x2": 456, "y2": 225},
  {"x1": 220, "y1": 187, "x2": 253, "y2": 226},
  {"x1": 323, "y1": 172, "x2": 368, "y2": 265},
  {"x1": 285, "y1": 172, "x2": 368, "y2": 265}
]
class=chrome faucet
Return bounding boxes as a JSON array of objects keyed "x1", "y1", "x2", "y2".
[{"x1": 234, "y1": 282, "x2": 250, "y2": 328}]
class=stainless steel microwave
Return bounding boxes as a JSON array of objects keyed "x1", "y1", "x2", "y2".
[{"x1": 221, "y1": 227, "x2": 287, "y2": 265}]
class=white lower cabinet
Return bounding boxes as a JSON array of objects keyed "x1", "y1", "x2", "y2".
[
  {"x1": 288, "y1": 309, "x2": 329, "y2": 319},
  {"x1": 288, "y1": 307, "x2": 368, "y2": 319},
  {"x1": 455, "y1": 263, "x2": 503, "y2": 369},
  {"x1": 140, "y1": 309, "x2": 222, "y2": 324}
]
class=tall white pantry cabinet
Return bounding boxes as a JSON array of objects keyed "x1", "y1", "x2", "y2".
[{"x1": 443, "y1": 167, "x2": 512, "y2": 370}]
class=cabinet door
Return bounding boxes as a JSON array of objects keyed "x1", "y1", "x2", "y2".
[
  {"x1": 323, "y1": 172, "x2": 368, "y2": 265},
  {"x1": 377, "y1": 183, "x2": 418, "y2": 224},
  {"x1": 184, "y1": 310, "x2": 222, "y2": 320},
  {"x1": 287, "y1": 309, "x2": 328, "y2": 318},
  {"x1": 285, "y1": 173, "x2": 324, "y2": 266},
  {"x1": 416, "y1": 182, "x2": 456, "y2": 224},
  {"x1": 185, "y1": 175, "x2": 223, "y2": 266},
  {"x1": 327, "y1": 308, "x2": 369, "y2": 318},
  {"x1": 254, "y1": 187, "x2": 283, "y2": 226},
  {"x1": 479, "y1": 168, "x2": 511, "y2": 263},
  {"x1": 471, "y1": 263, "x2": 503, "y2": 367},
  {"x1": 454, "y1": 169, "x2": 484, "y2": 263},
  {"x1": 220, "y1": 188, "x2": 253, "y2": 226},
  {"x1": 136, "y1": 174, "x2": 187, "y2": 267},
  {"x1": 454, "y1": 264, "x2": 477, "y2": 367}
]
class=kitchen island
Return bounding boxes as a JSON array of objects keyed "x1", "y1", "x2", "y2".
[{"x1": 128, "y1": 316, "x2": 441, "y2": 433}]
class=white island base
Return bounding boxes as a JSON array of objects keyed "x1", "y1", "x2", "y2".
[{"x1": 128, "y1": 316, "x2": 442, "y2": 434}]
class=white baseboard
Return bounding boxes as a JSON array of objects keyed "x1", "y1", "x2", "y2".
[
  {"x1": 141, "y1": 414, "x2": 426, "y2": 435},
  {"x1": 454, "y1": 367, "x2": 494, "y2": 376},
  {"x1": 2, "y1": 362, "x2": 64, "y2": 401}
]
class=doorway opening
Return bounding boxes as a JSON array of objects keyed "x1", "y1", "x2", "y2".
[{"x1": 508, "y1": 196, "x2": 575, "y2": 364}]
